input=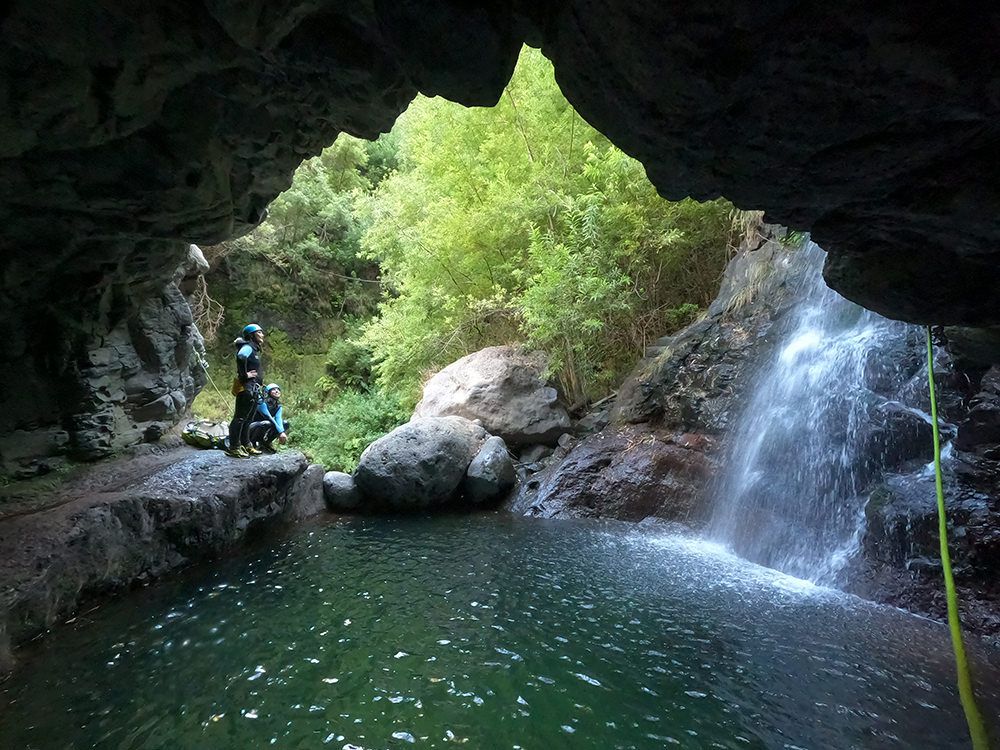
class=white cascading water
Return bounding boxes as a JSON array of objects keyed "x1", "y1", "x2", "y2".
[{"x1": 708, "y1": 241, "x2": 917, "y2": 585}]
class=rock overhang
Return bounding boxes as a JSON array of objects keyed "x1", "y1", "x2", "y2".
[{"x1": 1, "y1": 0, "x2": 998, "y2": 325}]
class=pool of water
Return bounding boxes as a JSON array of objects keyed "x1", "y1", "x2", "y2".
[{"x1": 3, "y1": 515, "x2": 998, "y2": 749}]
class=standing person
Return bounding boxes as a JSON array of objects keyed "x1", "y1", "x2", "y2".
[
  {"x1": 248, "y1": 383, "x2": 290, "y2": 453},
  {"x1": 226, "y1": 323, "x2": 265, "y2": 458}
]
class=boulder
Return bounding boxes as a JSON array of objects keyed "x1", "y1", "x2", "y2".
[
  {"x1": 463, "y1": 436, "x2": 516, "y2": 504},
  {"x1": 413, "y1": 346, "x2": 570, "y2": 446},
  {"x1": 509, "y1": 425, "x2": 716, "y2": 523},
  {"x1": 323, "y1": 471, "x2": 361, "y2": 511},
  {"x1": 354, "y1": 417, "x2": 488, "y2": 508},
  {"x1": 287, "y1": 464, "x2": 327, "y2": 520}
]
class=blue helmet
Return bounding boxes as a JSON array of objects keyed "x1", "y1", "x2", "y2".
[
  {"x1": 265, "y1": 383, "x2": 281, "y2": 396},
  {"x1": 242, "y1": 323, "x2": 263, "y2": 339}
]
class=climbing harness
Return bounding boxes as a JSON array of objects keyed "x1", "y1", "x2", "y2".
[{"x1": 926, "y1": 326, "x2": 991, "y2": 750}]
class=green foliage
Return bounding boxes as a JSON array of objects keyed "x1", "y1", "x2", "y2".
[
  {"x1": 198, "y1": 45, "x2": 743, "y2": 467},
  {"x1": 318, "y1": 334, "x2": 374, "y2": 394},
  {"x1": 359, "y1": 47, "x2": 733, "y2": 403},
  {"x1": 193, "y1": 133, "x2": 394, "y2": 424},
  {"x1": 293, "y1": 389, "x2": 409, "y2": 472},
  {"x1": 781, "y1": 230, "x2": 808, "y2": 249},
  {"x1": 207, "y1": 134, "x2": 386, "y2": 332}
]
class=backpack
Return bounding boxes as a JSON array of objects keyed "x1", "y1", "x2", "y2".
[{"x1": 181, "y1": 420, "x2": 229, "y2": 450}]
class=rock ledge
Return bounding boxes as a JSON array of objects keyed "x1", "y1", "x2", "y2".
[{"x1": 0, "y1": 446, "x2": 324, "y2": 673}]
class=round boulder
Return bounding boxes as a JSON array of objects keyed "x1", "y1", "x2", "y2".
[
  {"x1": 355, "y1": 416, "x2": 488, "y2": 508},
  {"x1": 412, "y1": 346, "x2": 570, "y2": 446},
  {"x1": 463, "y1": 436, "x2": 516, "y2": 504},
  {"x1": 323, "y1": 471, "x2": 361, "y2": 510}
]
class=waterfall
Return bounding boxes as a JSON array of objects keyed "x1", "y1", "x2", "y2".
[{"x1": 708, "y1": 241, "x2": 917, "y2": 585}]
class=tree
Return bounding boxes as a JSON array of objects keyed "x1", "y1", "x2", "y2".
[{"x1": 360, "y1": 47, "x2": 733, "y2": 402}]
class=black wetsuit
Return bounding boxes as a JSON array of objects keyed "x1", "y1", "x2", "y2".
[{"x1": 228, "y1": 337, "x2": 262, "y2": 449}]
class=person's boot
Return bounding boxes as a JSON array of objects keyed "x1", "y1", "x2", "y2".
[
  {"x1": 261, "y1": 441, "x2": 277, "y2": 454},
  {"x1": 225, "y1": 446, "x2": 250, "y2": 458},
  {"x1": 246, "y1": 445, "x2": 263, "y2": 456}
]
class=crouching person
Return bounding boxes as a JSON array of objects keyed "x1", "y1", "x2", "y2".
[{"x1": 249, "y1": 383, "x2": 289, "y2": 453}]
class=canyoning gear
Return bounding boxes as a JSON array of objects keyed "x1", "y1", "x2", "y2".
[
  {"x1": 181, "y1": 421, "x2": 228, "y2": 450},
  {"x1": 225, "y1": 445, "x2": 251, "y2": 459},
  {"x1": 229, "y1": 384, "x2": 262, "y2": 451},
  {"x1": 249, "y1": 418, "x2": 291, "y2": 452},
  {"x1": 234, "y1": 337, "x2": 263, "y2": 386},
  {"x1": 249, "y1": 388, "x2": 289, "y2": 452},
  {"x1": 242, "y1": 323, "x2": 264, "y2": 339},
  {"x1": 229, "y1": 331, "x2": 266, "y2": 448},
  {"x1": 258, "y1": 393, "x2": 285, "y2": 433},
  {"x1": 229, "y1": 325, "x2": 270, "y2": 452}
]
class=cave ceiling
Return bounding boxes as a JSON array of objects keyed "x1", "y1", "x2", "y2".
[{"x1": 1, "y1": 0, "x2": 998, "y2": 324}]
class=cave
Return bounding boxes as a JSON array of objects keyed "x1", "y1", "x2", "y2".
[{"x1": 2, "y1": 1, "x2": 999, "y2": 465}]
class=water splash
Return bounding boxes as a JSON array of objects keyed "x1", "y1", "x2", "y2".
[{"x1": 708, "y1": 241, "x2": 917, "y2": 585}]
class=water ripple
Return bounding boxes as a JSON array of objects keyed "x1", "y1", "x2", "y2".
[{"x1": 2, "y1": 516, "x2": 998, "y2": 750}]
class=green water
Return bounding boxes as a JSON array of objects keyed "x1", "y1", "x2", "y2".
[{"x1": 2, "y1": 516, "x2": 998, "y2": 749}]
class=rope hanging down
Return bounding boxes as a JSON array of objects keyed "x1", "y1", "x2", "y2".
[
  {"x1": 925, "y1": 326, "x2": 991, "y2": 750},
  {"x1": 195, "y1": 351, "x2": 234, "y2": 411}
]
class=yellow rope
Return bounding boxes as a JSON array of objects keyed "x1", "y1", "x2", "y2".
[{"x1": 926, "y1": 326, "x2": 992, "y2": 750}]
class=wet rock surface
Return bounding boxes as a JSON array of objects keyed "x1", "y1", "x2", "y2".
[
  {"x1": 613, "y1": 228, "x2": 821, "y2": 431},
  {"x1": 413, "y1": 346, "x2": 570, "y2": 446},
  {"x1": 855, "y1": 451, "x2": 1000, "y2": 639},
  {"x1": 850, "y1": 354, "x2": 1000, "y2": 639},
  {"x1": 462, "y1": 436, "x2": 516, "y2": 505},
  {"x1": 954, "y1": 366, "x2": 1000, "y2": 458},
  {"x1": 0, "y1": 446, "x2": 322, "y2": 673},
  {"x1": 509, "y1": 425, "x2": 716, "y2": 524},
  {"x1": 323, "y1": 471, "x2": 361, "y2": 511}
]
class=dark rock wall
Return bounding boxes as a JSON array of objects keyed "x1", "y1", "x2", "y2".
[
  {"x1": 0, "y1": 245, "x2": 207, "y2": 475},
  {"x1": 3, "y1": 1, "x2": 1000, "y2": 468},
  {"x1": 856, "y1": 365, "x2": 1000, "y2": 636},
  {"x1": 4, "y1": 1, "x2": 999, "y2": 324}
]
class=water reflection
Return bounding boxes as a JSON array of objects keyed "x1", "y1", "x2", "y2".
[{"x1": 2, "y1": 516, "x2": 997, "y2": 749}]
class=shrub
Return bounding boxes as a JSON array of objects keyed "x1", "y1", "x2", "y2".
[{"x1": 293, "y1": 388, "x2": 409, "y2": 472}]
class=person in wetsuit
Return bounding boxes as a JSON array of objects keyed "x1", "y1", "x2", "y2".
[
  {"x1": 227, "y1": 323, "x2": 265, "y2": 458},
  {"x1": 248, "y1": 383, "x2": 290, "y2": 453}
]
